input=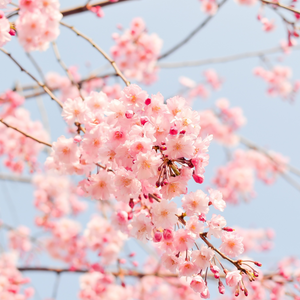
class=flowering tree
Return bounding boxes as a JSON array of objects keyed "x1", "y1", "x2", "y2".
[{"x1": 0, "y1": 0, "x2": 300, "y2": 299}]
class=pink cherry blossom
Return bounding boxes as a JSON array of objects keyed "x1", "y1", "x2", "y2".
[{"x1": 219, "y1": 232, "x2": 244, "y2": 257}]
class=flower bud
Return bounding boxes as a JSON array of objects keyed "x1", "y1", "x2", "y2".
[
  {"x1": 254, "y1": 261, "x2": 262, "y2": 267},
  {"x1": 163, "y1": 228, "x2": 174, "y2": 241},
  {"x1": 180, "y1": 130, "x2": 186, "y2": 134},
  {"x1": 9, "y1": 29, "x2": 16, "y2": 36},
  {"x1": 192, "y1": 173, "x2": 204, "y2": 184},
  {"x1": 140, "y1": 117, "x2": 148, "y2": 125},
  {"x1": 125, "y1": 110, "x2": 134, "y2": 118},
  {"x1": 129, "y1": 199, "x2": 135, "y2": 209},
  {"x1": 73, "y1": 135, "x2": 82, "y2": 143},
  {"x1": 198, "y1": 213, "x2": 206, "y2": 222},
  {"x1": 153, "y1": 230, "x2": 162, "y2": 242},
  {"x1": 223, "y1": 227, "x2": 234, "y2": 232},
  {"x1": 218, "y1": 281, "x2": 225, "y2": 294},
  {"x1": 169, "y1": 127, "x2": 178, "y2": 135},
  {"x1": 145, "y1": 98, "x2": 151, "y2": 105},
  {"x1": 127, "y1": 211, "x2": 133, "y2": 220}
]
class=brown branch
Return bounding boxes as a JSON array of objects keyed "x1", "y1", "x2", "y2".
[
  {"x1": 60, "y1": 21, "x2": 130, "y2": 87},
  {"x1": 158, "y1": 45, "x2": 300, "y2": 68},
  {"x1": 0, "y1": 119, "x2": 52, "y2": 148},
  {"x1": 238, "y1": 135, "x2": 300, "y2": 178},
  {"x1": 0, "y1": 173, "x2": 31, "y2": 183},
  {"x1": 261, "y1": 0, "x2": 300, "y2": 15},
  {"x1": 199, "y1": 233, "x2": 250, "y2": 276},
  {"x1": 158, "y1": 0, "x2": 228, "y2": 60},
  {"x1": 0, "y1": 48, "x2": 63, "y2": 108},
  {"x1": 60, "y1": 0, "x2": 134, "y2": 17},
  {"x1": 51, "y1": 41, "x2": 84, "y2": 100}
]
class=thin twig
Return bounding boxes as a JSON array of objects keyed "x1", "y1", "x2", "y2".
[
  {"x1": 52, "y1": 273, "x2": 61, "y2": 300},
  {"x1": 158, "y1": 0, "x2": 228, "y2": 60},
  {"x1": 60, "y1": 0, "x2": 134, "y2": 17},
  {"x1": 26, "y1": 52, "x2": 45, "y2": 81},
  {"x1": 158, "y1": 45, "x2": 300, "y2": 68},
  {"x1": 261, "y1": 0, "x2": 300, "y2": 15},
  {"x1": 51, "y1": 41, "x2": 84, "y2": 100},
  {"x1": 0, "y1": 48, "x2": 63, "y2": 108},
  {"x1": 0, "y1": 173, "x2": 31, "y2": 183},
  {"x1": 238, "y1": 135, "x2": 300, "y2": 178},
  {"x1": 0, "y1": 119, "x2": 52, "y2": 148},
  {"x1": 60, "y1": 21, "x2": 130, "y2": 87}
]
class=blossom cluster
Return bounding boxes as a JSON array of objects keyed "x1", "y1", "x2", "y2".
[
  {"x1": 199, "y1": 98, "x2": 246, "y2": 146},
  {"x1": 0, "y1": 252, "x2": 34, "y2": 300},
  {"x1": 15, "y1": 0, "x2": 62, "y2": 52},
  {"x1": 254, "y1": 65, "x2": 300, "y2": 100},
  {"x1": 0, "y1": 106, "x2": 49, "y2": 173},
  {"x1": 0, "y1": 9, "x2": 12, "y2": 47},
  {"x1": 213, "y1": 149, "x2": 288, "y2": 203},
  {"x1": 43, "y1": 84, "x2": 263, "y2": 297},
  {"x1": 179, "y1": 69, "x2": 223, "y2": 103},
  {"x1": 111, "y1": 18, "x2": 163, "y2": 84},
  {"x1": 45, "y1": 69, "x2": 122, "y2": 103}
]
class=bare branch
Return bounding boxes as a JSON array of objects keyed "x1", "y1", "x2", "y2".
[
  {"x1": 0, "y1": 48, "x2": 63, "y2": 108},
  {"x1": 60, "y1": 0, "x2": 135, "y2": 17},
  {"x1": 0, "y1": 119, "x2": 52, "y2": 148},
  {"x1": 60, "y1": 21, "x2": 130, "y2": 87},
  {"x1": 261, "y1": 0, "x2": 300, "y2": 15},
  {"x1": 158, "y1": 0, "x2": 228, "y2": 60},
  {"x1": 158, "y1": 45, "x2": 300, "y2": 68},
  {"x1": 51, "y1": 41, "x2": 84, "y2": 100},
  {"x1": 0, "y1": 173, "x2": 31, "y2": 183}
]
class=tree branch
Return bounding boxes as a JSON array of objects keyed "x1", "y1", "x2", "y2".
[
  {"x1": 51, "y1": 41, "x2": 84, "y2": 100},
  {"x1": 0, "y1": 119, "x2": 52, "y2": 148},
  {"x1": 0, "y1": 173, "x2": 31, "y2": 183},
  {"x1": 158, "y1": 45, "x2": 300, "y2": 68},
  {"x1": 60, "y1": 21, "x2": 130, "y2": 87},
  {"x1": 60, "y1": 0, "x2": 135, "y2": 17},
  {"x1": 0, "y1": 48, "x2": 63, "y2": 108},
  {"x1": 261, "y1": 0, "x2": 300, "y2": 15},
  {"x1": 158, "y1": 0, "x2": 228, "y2": 60}
]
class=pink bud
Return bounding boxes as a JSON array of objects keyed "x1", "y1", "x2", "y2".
[
  {"x1": 145, "y1": 98, "x2": 151, "y2": 105},
  {"x1": 140, "y1": 117, "x2": 148, "y2": 125},
  {"x1": 198, "y1": 213, "x2": 206, "y2": 222},
  {"x1": 254, "y1": 261, "x2": 262, "y2": 267},
  {"x1": 193, "y1": 173, "x2": 204, "y2": 184},
  {"x1": 180, "y1": 130, "x2": 186, "y2": 134},
  {"x1": 169, "y1": 127, "x2": 178, "y2": 135},
  {"x1": 127, "y1": 211, "x2": 133, "y2": 220},
  {"x1": 129, "y1": 252, "x2": 136, "y2": 257},
  {"x1": 119, "y1": 258, "x2": 126, "y2": 264},
  {"x1": 218, "y1": 281, "x2": 225, "y2": 294},
  {"x1": 125, "y1": 110, "x2": 134, "y2": 118},
  {"x1": 9, "y1": 29, "x2": 16, "y2": 36},
  {"x1": 121, "y1": 282, "x2": 126, "y2": 288},
  {"x1": 73, "y1": 135, "x2": 82, "y2": 143},
  {"x1": 223, "y1": 227, "x2": 234, "y2": 232},
  {"x1": 163, "y1": 228, "x2": 174, "y2": 241},
  {"x1": 129, "y1": 199, "x2": 135, "y2": 209},
  {"x1": 153, "y1": 230, "x2": 162, "y2": 242}
]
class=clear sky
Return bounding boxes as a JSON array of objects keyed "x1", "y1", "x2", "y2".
[{"x1": 1, "y1": 0, "x2": 300, "y2": 299}]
